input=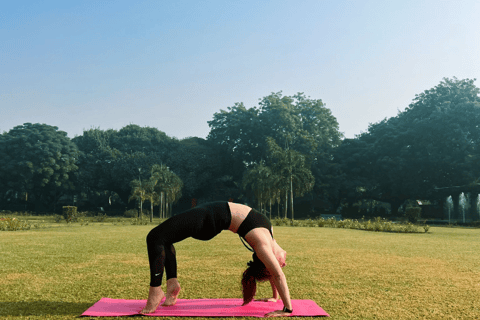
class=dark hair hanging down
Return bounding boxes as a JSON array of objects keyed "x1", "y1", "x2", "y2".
[{"x1": 241, "y1": 253, "x2": 271, "y2": 305}]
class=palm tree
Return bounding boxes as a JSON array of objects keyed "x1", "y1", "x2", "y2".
[
  {"x1": 242, "y1": 162, "x2": 272, "y2": 214},
  {"x1": 144, "y1": 178, "x2": 160, "y2": 222},
  {"x1": 129, "y1": 179, "x2": 146, "y2": 218},
  {"x1": 266, "y1": 137, "x2": 314, "y2": 220},
  {"x1": 265, "y1": 172, "x2": 282, "y2": 220},
  {"x1": 150, "y1": 164, "x2": 183, "y2": 219}
]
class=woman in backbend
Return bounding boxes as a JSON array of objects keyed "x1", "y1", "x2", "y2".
[{"x1": 140, "y1": 201, "x2": 291, "y2": 317}]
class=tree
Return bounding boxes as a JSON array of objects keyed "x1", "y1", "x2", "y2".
[
  {"x1": 207, "y1": 103, "x2": 262, "y2": 176},
  {"x1": 207, "y1": 92, "x2": 340, "y2": 214},
  {"x1": 150, "y1": 164, "x2": 183, "y2": 218},
  {"x1": 110, "y1": 124, "x2": 174, "y2": 157},
  {"x1": 258, "y1": 92, "x2": 342, "y2": 157},
  {"x1": 165, "y1": 137, "x2": 227, "y2": 200},
  {"x1": 266, "y1": 137, "x2": 315, "y2": 219},
  {"x1": 242, "y1": 162, "x2": 275, "y2": 215},
  {"x1": 336, "y1": 77, "x2": 480, "y2": 216},
  {"x1": 0, "y1": 123, "x2": 79, "y2": 212},
  {"x1": 144, "y1": 178, "x2": 160, "y2": 222},
  {"x1": 73, "y1": 126, "x2": 174, "y2": 207},
  {"x1": 207, "y1": 92, "x2": 342, "y2": 176},
  {"x1": 129, "y1": 176, "x2": 146, "y2": 218}
]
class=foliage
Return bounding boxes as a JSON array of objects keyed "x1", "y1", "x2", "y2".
[
  {"x1": 128, "y1": 178, "x2": 147, "y2": 217},
  {"x1": 149, "y1": 164, "x2": 183, "y2": 219},
  {"x1": 0, "y1": 217, "x2": 31, "y2": 231},
  {"x1": 166, "y1": 138, "x2": 228, "y2": 199},
  {"x1": 124, "y1": 209, "x2": 138, "y2": 218},
  {"x1": 62, "y1": 206, "x2": 78, "y2": 223},
  {"x1": 405, "y1": 206, "x2": 422, "y2": 223},
  {"x1": 130, "y1": 213, "x2": 150, "y2": 225},
  {"x1": 207, "y1": 92, "x2": 342, "y2": 183},
  {"x1": 242, "y1": 162, "x2": 276, "y2": 216},
  {"x1": 72, "y1": 125, "x2": 174, "y2": 206},
  {"x1": 93, "y1": 213, "x2": 107, "y2": 222},
  {"x1": 271, "y1": 216, "x2": 428, "y2": 233},
  {"x1": 4, "y1": 82, "x2": 480, "y2": 221},
  {"x1": 266, "y1": 137, "x2": 315, "y2": 219},
  {"x1": 0, "y1": 123, "x2": 79, "y2": 212},
  {"x1": 335, "y1": 77, "x2": 480, "y2": 214}
]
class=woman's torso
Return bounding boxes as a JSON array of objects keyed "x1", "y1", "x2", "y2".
[{"x1": 227, "y1": 202, "x2": 252, "y2": 233}]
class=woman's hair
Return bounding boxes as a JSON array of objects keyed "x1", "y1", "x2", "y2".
[{"x1": 241, "y1": 253, "x2": 270, "y2": 305}]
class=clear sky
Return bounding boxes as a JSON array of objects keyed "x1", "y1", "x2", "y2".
[{"x1": 1, "y1": 0, "x2": 479, "y2": 140}]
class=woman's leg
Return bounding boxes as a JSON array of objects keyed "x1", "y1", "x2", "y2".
[
  {"x1": 142, "y1": 217, "x2": 192, "y2": 312},
  {"x1": 141, "y1": 230, "x2": 169, "y2": 313},
  {"x1": 142, "y1": 205, "x2": 218, "y2": 312},
  {"x1": 163, "y1": 244, "x2": 181, "y2": 306},
  {"x1": 146, "y1": 218, "x2": 191, "y2": 287}
]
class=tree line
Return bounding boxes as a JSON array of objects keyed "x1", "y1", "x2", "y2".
[{"x1": 1, "y1": 77, "x2": 479, "y2": 221}]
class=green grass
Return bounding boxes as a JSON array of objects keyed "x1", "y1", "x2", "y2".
[{"x1": 1, "y1": 222, "x2": 479, "y2": 319}]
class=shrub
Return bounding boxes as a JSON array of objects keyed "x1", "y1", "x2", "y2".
[
  {"x1": 405, "y1": 207, "x2": 422, "y2": 223},
  {"x1": 131, "y1": 212, "x2": 149, "y2": 225},
  {"x1": 94, "y1": 213, "x2": 107, "y2": 222},
  {"x1": 271, "y1": 218, "x2": 293, "y2": 226},
  {"x1": 0, "y1": 217, "x2": 31, "y2": 231},
  {"x1": 303, "y1": 219, "x2": 319, "y2": 227},
  {"x1": 124, "y1": 209, "x2": 138, "y2": 218},
  {"x1": 62, "y1": 206, "x2": 78, "y2": 223}
]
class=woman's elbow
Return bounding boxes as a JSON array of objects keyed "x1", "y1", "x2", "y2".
[{"x1": 271, "y1": 270, "x2": 286, "y2": 282}]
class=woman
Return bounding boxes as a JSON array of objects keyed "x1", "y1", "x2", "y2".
[{"x1": 140, "y1": 201, "x2": 292, "y2": 317}]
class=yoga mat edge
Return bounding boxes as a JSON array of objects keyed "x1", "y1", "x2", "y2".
[{"x1": 81, "y1": 298, "x2": 330, "y2": 317}]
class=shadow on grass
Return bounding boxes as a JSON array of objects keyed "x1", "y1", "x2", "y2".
[{"x1": 0, "y1": 300, "x2": 93, "y2": 316}]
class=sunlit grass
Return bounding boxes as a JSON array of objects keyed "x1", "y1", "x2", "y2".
[{"x1": 1, "y1": 223, "x2": 479, "y2": 319}]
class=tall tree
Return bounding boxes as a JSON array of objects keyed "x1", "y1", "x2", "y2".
[
  {"x1": 73, "y1": 126, "x2": 174, "y2": 206},
  {"x1": 144, "y1": 178, "x2": 160, "y2": 222},
  {"x1": 166, "y1": 137, "x2": 227, "y2": 200},
  {"x1": 336, "y1": 77, "x2": 480, "y2": 215},
  {"x1": 242, "y1": 162, "x2": 275, "y2": 214},
  {"x1": 207, "y1": 92, "x2": 342, "y2": 175},
  {"x1": 0, "y1": 123, "x2": 79, "y2": 212},
  {"x1": 150, "y1": 164, "x2": 183, "y2": 218},
  {"x1": 266, "y1": 137, "x2": 315, "y2": 219},
  {"x1": 129, "y1": 177, "x2": 146, "y2": 218}
]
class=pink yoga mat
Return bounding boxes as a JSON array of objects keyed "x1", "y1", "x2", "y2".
[{"x1": 81, "y1": 297, "x2": 330, "y2": 317}]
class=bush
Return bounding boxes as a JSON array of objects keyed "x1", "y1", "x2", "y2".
[
  {"x1": 405, "y1": 207, "x2": 422, "y2": 223},
  {"x1": 62, "y1": 206, "x2": 78, "y2": 223},
  {"x1": 0, "y1": 217, "x2": 31, "y2": 231},
  {"x1": 94, "y1": 213, "x2": 107, "y2": 222},
  {"x1": 124, "y1": 209, "x2": 138, "y2": 218},
  {"x1": 271, "y1": 215, "x2": 426, "y2": 233},
  {"x1": 130, "y1": 212, "x2": 149, "y2": 225}
]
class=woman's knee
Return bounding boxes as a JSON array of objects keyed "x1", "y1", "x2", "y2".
[{"x1": 146, "y1": 228, "x2": 164, "y2": 246}]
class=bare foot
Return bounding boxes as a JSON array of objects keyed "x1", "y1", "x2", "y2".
[
  {"x1": 162, "y1": 278, "x2": 181, "y2": 306},
  {"x1": 140, "y1": 286, "x2": 165, "y2": 314}
]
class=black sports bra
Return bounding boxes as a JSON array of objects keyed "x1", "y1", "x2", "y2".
[{"x1": 237, "y1": 209, "x2": 273, "y2": 252}]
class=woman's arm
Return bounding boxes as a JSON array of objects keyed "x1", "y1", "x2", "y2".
[
  {"x1": 254, "y1": 244, "x2": 292, "y2": 317},
  {"x1": 269, "y1": 277, "x2": 279, "y2": 301},
  {"x1": 256, "y1": 278, "x2": 279, "y2": 302}
]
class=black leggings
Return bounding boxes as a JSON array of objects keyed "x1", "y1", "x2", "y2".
[{"x1": 146, "y1": 202, "x2": 231, "y2": 287}]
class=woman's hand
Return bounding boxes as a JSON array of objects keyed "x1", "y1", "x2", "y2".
[
  {"x1": 265, "y1": 309, "x2": 292, "y2": 317},
  {"x1": 255, "y1": 297, "x2": 278, "y2": 302}
]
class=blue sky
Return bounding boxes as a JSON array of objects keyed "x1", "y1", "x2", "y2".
[{"x1": 1, "y1": 0, "x2": 479, "y2": 140}]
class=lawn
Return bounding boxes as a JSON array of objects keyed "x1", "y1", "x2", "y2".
[{"x1": 1, "y1": 221, "x2": 479, "y2": 319}]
